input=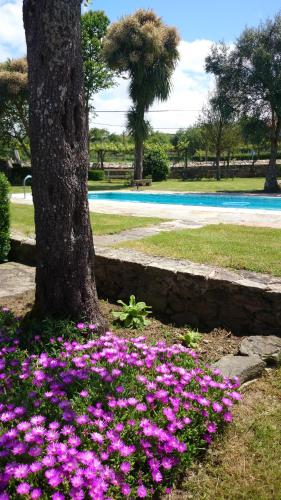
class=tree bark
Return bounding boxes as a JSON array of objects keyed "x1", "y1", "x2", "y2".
[
  {"x1": 23, "y1": 0, "x2": 106, "y2": 329},
  {"x1": 264, "y1": 112, "x2": 280, "y2": 193}
]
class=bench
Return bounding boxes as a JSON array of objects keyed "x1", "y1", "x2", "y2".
[
  {"x1": 105, "y1": 169, "x2": 133, "y2": 183},
  {"x1": 131, "y1": 178, "x2": 152, "y2": 188}
]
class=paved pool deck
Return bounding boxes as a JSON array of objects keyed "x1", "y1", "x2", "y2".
[{"x1": 11, "y1": 191, "x2": 281, "y2": 229}]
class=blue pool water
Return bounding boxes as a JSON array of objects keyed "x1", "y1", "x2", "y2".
[{"x1": 88, "y1": 191, "x2": 281, "y2": 211}]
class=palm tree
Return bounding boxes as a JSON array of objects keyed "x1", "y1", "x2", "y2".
[{"x1": 103, "y1": 9, "x2": 179, "y2": 180}]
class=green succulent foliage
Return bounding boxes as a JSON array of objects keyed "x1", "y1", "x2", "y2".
[
  {"x1": 112, "y1": 295, "x2": 152, "y2": 329},
  {"x1": 177, "y1": 329, "x2": 203, "y2": 348}
]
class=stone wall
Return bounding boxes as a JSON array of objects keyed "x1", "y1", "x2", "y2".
[
  {"x1": 170, "y1": 163, "x2": 281, "y2": 179},
  {"x1": 10, "y1": 237, "x2": 281, "y2": 335}
]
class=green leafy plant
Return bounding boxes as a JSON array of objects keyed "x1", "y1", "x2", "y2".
[
  {"x1": 177, "y1": 329, "x2": 203, "y2": 348},
  {"x1": 112, "y1": 295, "x2": 152, "y2": 329}
]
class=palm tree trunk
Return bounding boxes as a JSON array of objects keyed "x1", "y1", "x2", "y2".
[
  {"x1": 23, "y1": 0, "x2": 106, "y2": 329},
  {"x1": 133, "y1": 104, "x2": 145, "y2": 180},
  {"x1": 134, "y1": 138, "x2": 143, "y2": 180},
  {"x1": 264, "y1": 112, "x2": 280, "y2": 193}
]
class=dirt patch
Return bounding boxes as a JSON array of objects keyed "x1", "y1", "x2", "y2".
[
  {"x1": 0, "y1": 290, "x2": 35, "y2": 316},
  {"x1": 1, "y1": 292, "x2": 242, "y2": 363}
]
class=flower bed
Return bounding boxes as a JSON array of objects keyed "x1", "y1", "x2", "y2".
[{"x1": 0, "y1": 309, "x2": 241, "y2": 499}]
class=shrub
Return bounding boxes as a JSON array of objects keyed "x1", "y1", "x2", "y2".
[
  {"x1": 143, "y1": 146, "x2": 170, "y2": 181},
  {"x1": 88, "y1": 169, "x2": 105, "y2": 181},
  {"x1": 112, "y1": 295, "x2": 152, "y2": 329},
  {"x1": 0, "y1": 308, "x2": 241, "y2": 499},
  {"x1": 0, "y1": 173, "x2": 10, "y2": 261}
]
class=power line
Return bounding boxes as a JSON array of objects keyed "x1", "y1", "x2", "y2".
[
  {"x1": 95, "y1": 109, "x2": 201, "y2": 113},
  {"x1": 93, "y1": 122, "x2": 185, "y2": 130}
]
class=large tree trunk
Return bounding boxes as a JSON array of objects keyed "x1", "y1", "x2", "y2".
[
  {"x1": 23, "y1": 0, "x2": 106, "y2": 329},
  {"x1": 264, "y1": 112, "x2": 280, "y2": 193}
]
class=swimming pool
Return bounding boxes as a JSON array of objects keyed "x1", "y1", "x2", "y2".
[{"x1": 88, "y1": 191, "x2": 281, "y2": 211}]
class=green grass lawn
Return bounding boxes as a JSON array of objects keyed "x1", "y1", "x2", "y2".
[
  {"x1": 132, "y1": 177, "x2": 270, "y2": 192},
  {"x1": 12, "y1": 177, "x2": 275, "y2": 194},
  {"x1": 118, "y1": 224, "x2": 281, "y2": 276},
  {"x1": 10, "y1": 204, "x2": 164, "y2": 237}
]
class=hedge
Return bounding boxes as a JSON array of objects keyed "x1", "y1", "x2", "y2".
[
  {"x1": 0, "y1": 173, "x2": 10, "y2": 261},
  {"x1": 88, "y1": 169, "x2": 105, "y2": 181}
]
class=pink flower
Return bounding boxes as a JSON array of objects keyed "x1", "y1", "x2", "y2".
[
  {"x1": 228, "y1": 391, "x2": 242, "y2": 401},
  {"x1": 76, "y1": 323, "x2": 86, "y2": 330},
  {"x1": 212, "y1": 402, "x2": 223, "y2": 413},
  {"x1": 120, "y1": 462, "x2": 131, "y2": 474},
  {"x1": 30, "y1": 488, "x2": 42, "y2": 499},
  {"x1": 136, "y1": 403, "x2": 147, "y2": 412},
  {"x1": 121, "y1": 484, "x2": 131, "y2": 496},
  {"x1": 16, "y1": 482, "x2": 30, "y2": 495},
  {"x1": 152, "y1": 470, "x2": 163, "y2": 482},
  {"x1": 223, "y1": 412, "x2": 233, "y2": 422},
  {"x1": 137, "y1": 485, "x2": 147, "y2": 497},
  {"x1": 207, "y1": 422, "x2": 217, "y2": 433},
  {"x1": 222, "y1": 397, "x2": 233, "y2": 407},
  {"x1": 79, "y1": 390, "x2": 89, "y2": 398},
  {"x1": 13, "y1": 464, "x2": 29, "y2": 479}
]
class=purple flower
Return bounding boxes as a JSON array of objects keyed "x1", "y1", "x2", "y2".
[
  {"x1": 121, "y1": 484, "x2": 131, "y2": 496},
  {"x1": 76, "y1": 323, "x2": 86, "y2": 330},
  {"x1": 213, "y1": 402, "x2": 223, "y2": 413},
  {"x1": 137, "y1": 485, "x2": 148, "y2": 497},
  {"x1": 223, "y1": 412, "x2": 233, "y2": 422},
  {"x1": 13, "y1": 464, "x2": 29, "y2": 479},
  {"x1": 207, "y1": 422, "x2": 217, "y2": 433},
  {"x1": 222, "y1": 397, "x2": 233, "y2": 407},
  {"x1": 120, "y1": 462, "x2": 131, "y2": 474},
  {"x1": 52, "y1": 494, "x2": 65, "y2": 500},
  {"x1": 30, "y1": 488, "x2": 42, "y2": 499},
  {"x1": 16, "y1": 482, "x2": 30, "y2": 495}
]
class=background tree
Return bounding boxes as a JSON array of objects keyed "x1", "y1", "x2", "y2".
[
  {"x1": 0, "y1": 58, "x2": 30, "y2": 157},
  {"x1": 103, "y1": 9, "x2": 179, "y2": 180},
  {"x1": 146, "y1": 130, "x2": 174, "y2": 147},
  {"x1": 81, "y1": 10, "x2": 115, "y2": 131},
  {"x1": 23, "y1": 0, "x2": 106, "y2": 329},
  {"x1": 198, "y1": 88, "x2": 235, "y2": 180},
  {"x1": 222, "y1": 123, "x2": 242, "y2": 167},
  {"x1": 206, "y1": 14, "x2": 281, "y2": 192},
  {"x1": 173, "y1": 127, "x2": 203, "y2": 167},
  {"x1": 240, "y1": 117, "x2": 270, "y2": 159}
]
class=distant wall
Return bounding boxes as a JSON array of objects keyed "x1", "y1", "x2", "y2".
[{"x1": 170, "y1": 164, "x2": 281, "y2": 179}]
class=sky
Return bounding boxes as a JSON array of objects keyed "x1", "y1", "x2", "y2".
[{"x1": 0, "y1": 0, "x2": 280, "y2": 133}]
